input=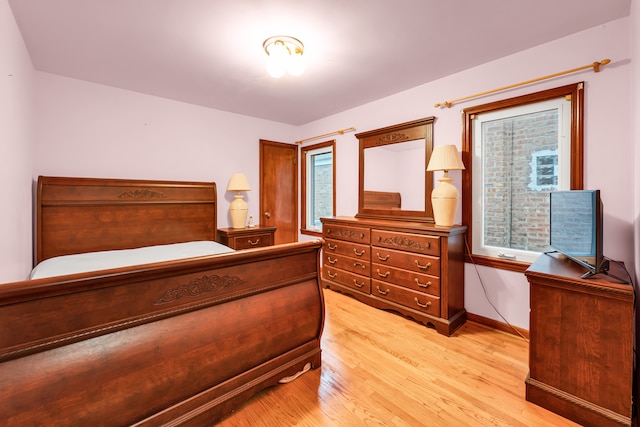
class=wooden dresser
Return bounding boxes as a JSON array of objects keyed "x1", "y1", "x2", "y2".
[
  {"x1": 321, "y1": 216, "x2": 466, "y2": 336},
  {"x1": 525, "y1": 253, "x2": 634, "y2": 427}
]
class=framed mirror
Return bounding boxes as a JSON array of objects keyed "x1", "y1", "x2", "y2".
[{"x1": 356, "y1": 117, "x2": 435, "y2": 222}]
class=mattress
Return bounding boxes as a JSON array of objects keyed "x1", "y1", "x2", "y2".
[{"x1": 30, "y1": 241, "x2": 235, "y2": 279}]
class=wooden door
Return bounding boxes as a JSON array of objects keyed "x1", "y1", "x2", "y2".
[{"x1": 259, "y1": 139, "x2": 298, "y2": 244}]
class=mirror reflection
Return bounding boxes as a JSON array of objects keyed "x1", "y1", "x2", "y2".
[
  {"x1": 356, "y1": 116, "x2": 435, "y2": 222},
  {"x1": 364, "y1": 139, "x2": 425, "y2": 211}
]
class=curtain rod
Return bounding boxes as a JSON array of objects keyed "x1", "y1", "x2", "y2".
[
  {"x1": 434, "y1": 58, "x2": 611, "y2": 109},
  {"x1": 295, "y1": 127, "x2": 356, "y2": 144}
]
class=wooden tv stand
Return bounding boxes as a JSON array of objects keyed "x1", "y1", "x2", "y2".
[{"x1": 525, "y1": 252, "x2": 634, "y2": 427}]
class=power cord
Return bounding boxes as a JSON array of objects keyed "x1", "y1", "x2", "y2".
[
  {"x1": 605, "y1": 257, "x2": 637, "y2": 416},
  {"x1": 464, "y1": 236, "x2": 529, "y2": 342},
  {"x1": 606, "y1": 258, "x2": 637, "y2": 388}
]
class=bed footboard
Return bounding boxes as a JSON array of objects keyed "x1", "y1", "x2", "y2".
[{"x1": 0, "y1": 240, "x2": 324, "y2": 426}]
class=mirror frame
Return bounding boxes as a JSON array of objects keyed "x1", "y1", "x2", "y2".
[{"x1": 355, "y1": 116, "x2": 435, "y2": 222}]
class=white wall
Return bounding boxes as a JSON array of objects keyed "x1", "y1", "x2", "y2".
[
  {"x1": 297, "y1": 17, "x2": 633, "y2": 329},
  {"x1": 633, "y1": 0, "x2": 640, "y2": 289},
  {"x1": 0, "y1": 0, "x2": 35, "y2": 282},
  {"x1": 631, "y1": 0, "x2": 640, "y2": 380},
  {"x1": 33, "y1": 73, "x2": 297, "y2": 232}
]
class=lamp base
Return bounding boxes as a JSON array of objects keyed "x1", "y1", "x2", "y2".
[
  {"x1": 229, "y1": 194, "x2": 248, "y2": 229},
  {"x1": 431, "y1": 175, "x2": 459, "y2": 227}
]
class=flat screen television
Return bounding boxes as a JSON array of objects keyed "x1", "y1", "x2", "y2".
[{"x1": 549, "y1": 189, "x2": 607, "y2": 278}]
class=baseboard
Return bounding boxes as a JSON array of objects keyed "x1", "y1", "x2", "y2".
[{"x1": 466, "y1": 312, "x2": 529, "y2": 340}]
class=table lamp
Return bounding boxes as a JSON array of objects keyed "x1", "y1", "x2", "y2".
[
  {"x1": 426, "y1": 145, "x2": 465, "y2": 226},
  {"x1": 227, "y1": 173, "x2": 251, "y2": 228}
]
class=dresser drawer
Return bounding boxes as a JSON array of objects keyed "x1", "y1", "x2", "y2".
[
  {"x1": 324, "y1": 252, "x2": 370, "y2": 276},
  {"x1": 371, "y1": 247, "x2": 440, "y2": 276},
  {"x1": 371, "y1": 229, "x2": 440, "y2": 256},
  {"x1": 324, "y1": 267, "x2": 371, "y2": 294},
  {"x1": 324, "y1": 238, "x2": 370, "y2": 259},
  {"x1": 372, "y1": 264, "x2": 440, "y2": 296},
  {"x1": 372, "y1": 280, "x2": 441, "y2": 317},
  {"x1": 323, "y1": 223, "x2": 370, "y2": 245},
  {"x1": 228, "y1": 232, "x2": 274, "y2": 249},
  {"x1": 217, "y1": 226, "x2": 276, "y2": 250}
]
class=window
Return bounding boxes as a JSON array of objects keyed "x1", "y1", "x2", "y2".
[
  {"x1": 301, "y1": 141, "x2": 335, "y2": 235},
  {"x1": 531, "y1": 151, "x2": 558, "y2": 189},
  {"x1": 462, "y1": 83, "x2": 584, "y2": 272}
]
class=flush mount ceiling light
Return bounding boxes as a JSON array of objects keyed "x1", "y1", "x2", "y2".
[{"x1": 263, "y1": 35, "x2": 305, "y2": 78}]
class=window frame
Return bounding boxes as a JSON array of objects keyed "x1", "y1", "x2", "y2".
[
  {"x1": 471, "y1": 97, "x2": 571, "y2": 263},
  {"x1": 461, "y1": 83, "x2": 584, "y2": 272},
  {"x1": 300, "y1": 140, "x2": 336, "y2": 236}
]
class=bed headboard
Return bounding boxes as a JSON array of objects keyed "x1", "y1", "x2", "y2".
[
  {"x1": 363, "y1": 190, "x2": 402, "y2": 209},
  {"x1": 36, "y1": 176, "x2": 218, "y2": 264}
]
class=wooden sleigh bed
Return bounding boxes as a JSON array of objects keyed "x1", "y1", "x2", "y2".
[{"x1": 0, "y1": 176, "x2": 324, "y2": 426}]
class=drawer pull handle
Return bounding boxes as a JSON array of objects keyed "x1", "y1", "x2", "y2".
[
  {"x1": 415, "y1": 260, "x2": 432, "y2": 270},
  {"x1": 327, "y1": 243, "x2": 337, "y2": 251},
  {"x1": 328, "y1": 271, "x2": 337, "y2": 279},
  {"x1": 248, "y1": 238, "x2": 260, "y2": 246},
  {"x1": 353, "y1": 248, "x2": 365, "y2": 256},
  {"x1": 376, "y1": 285, "x2": 390, "y2": 295},
  {"x1": 415, "y1": 278, "x2": 431, "y2": 288},
  {"x1": 414, "y1": 298, "x2": 432, "y2": 308},
  {"x1": 354, "y1": 262, "x2": 366, "y2": 269},
  {"x1": 376, "y1": 269, "x2": 390, "y2": 278},
  {"x1": 353, "y1": 279, "x2": 364, "y2": 288},
  {"x1": 376, "y1": 253, "x2": 390, "y2": 261},
  {"x1": 359, "y1": 233, "x2": 365, "y2": 239},
  {"x1": 328, "y1": 257, "x2": 337, "y2": 265}
]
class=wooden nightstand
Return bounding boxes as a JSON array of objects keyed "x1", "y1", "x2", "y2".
[{"x1": 217, "y1": 225, "x2": 277, "y2": 250}]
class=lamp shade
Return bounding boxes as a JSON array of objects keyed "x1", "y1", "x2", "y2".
[
  {"x1": 226, "y1": 173, "x2": 251, "y2": 192},
  {"x1": 426, "y1": 145, "x2": 465, "y2": 172}
]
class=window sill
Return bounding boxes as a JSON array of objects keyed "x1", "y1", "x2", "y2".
[
  {"x1": 301, "y1": 229, "x2": 323, "y2": 238},
  {"x1": 465, "y1": 254, "x2": 530, "y2": 273}
]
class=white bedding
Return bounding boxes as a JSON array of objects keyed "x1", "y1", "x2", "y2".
[{"x1": 30, "y1": 241, "x2": 235, "y2": 280}]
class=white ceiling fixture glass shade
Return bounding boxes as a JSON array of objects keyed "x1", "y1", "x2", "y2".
[
  {"x1": 287, "y1": 50, "x2": 305, "y2": 76},
  {"x1": 263, "y1": 36, "x2": 305, "y2": 78}
]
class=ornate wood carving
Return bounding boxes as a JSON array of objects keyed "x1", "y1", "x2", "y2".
[
  {"x1": 118, "y1": 189, "x2": 168, "y2": 199},
  {"x1": 154, "y1": 274, "x2": 245, "y2": 304},
  {"x1": 377, "y1": 133, "x2": 410, "y2": 145},
  {"x1": 329, "y1": 229, "x2": 365, "y2": 241},
  {"x1": 377, "y1": 235, "x2": 425, "y2": 251}
]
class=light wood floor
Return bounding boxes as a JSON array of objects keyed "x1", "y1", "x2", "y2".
[{"x1": 217, "y1": 288, "x2": 579, "y2": 427}]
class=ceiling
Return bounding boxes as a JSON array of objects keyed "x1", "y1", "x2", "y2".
[{"x1": 9, "y1": 0, "x2": 631, "y2": 126}]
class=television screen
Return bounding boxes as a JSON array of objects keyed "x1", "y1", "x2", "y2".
[{"x1": 549, "y1": 190, "x2": 605, "y2": 276}]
